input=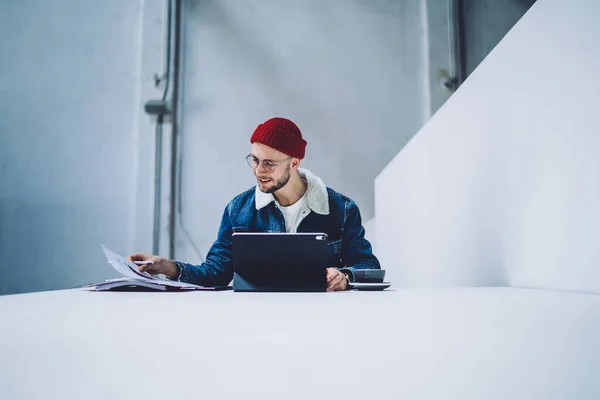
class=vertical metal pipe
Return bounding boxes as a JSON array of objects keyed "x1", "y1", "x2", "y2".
[
  {"x1": 152, "y1": 0, "x2": 173, "y2": 256},
  {"x1": 168, "y1": 0, "x2": 182, "y2": 260},
  {"x1": 448, "y1": 0, "x2": 466, "y2": 89},
  {"x1": 153, "y1": 115, "x2": 164, "y2": 255}
]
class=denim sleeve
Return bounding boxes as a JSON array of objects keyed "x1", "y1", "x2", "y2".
[
  {"x1": 339, "y1": 199, "x2": 381, "y2": 281},
  {"x1": 175, "y1": 204, "x2": 234, "y2": 287}
]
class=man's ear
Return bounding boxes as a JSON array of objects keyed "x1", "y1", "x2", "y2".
[{"x1": 291, "y1": 158, "x2": 301, "y2": 170}]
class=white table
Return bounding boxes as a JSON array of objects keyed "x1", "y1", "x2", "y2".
[{"x1": 1, "y1": 287, "x2": 599, "y2": 399}]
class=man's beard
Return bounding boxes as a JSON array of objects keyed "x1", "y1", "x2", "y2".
[{"x1": 259, "y1": 165, "x2": 291, "y2": 194}]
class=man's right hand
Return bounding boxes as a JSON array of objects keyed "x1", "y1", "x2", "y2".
[{"x1": 127, "y1": 253, "x2": 180, "y2": 280}]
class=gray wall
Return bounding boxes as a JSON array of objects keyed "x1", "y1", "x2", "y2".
[
  {"x1": 462, "y1": 0, "x2": 537, "y2": 76},
  {"x1": 0, "y1": 0, "x2": 164, "y2": 294},
  {"x1": 376, "y1": 0, "x2": 600, "y2": 293},
  {"x1": 174, "y1": 0, "x2": 428, "y2": 263}
]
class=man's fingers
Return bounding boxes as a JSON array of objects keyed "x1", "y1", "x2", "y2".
[
  {"x1": 150, "y1": 256, "x2": 162, "y2": 264},
  {"x1": 326, "y1": 269, "x2": 350, "y2": 291},
  {"x1": 326, "y1": 268, "x2": 336, "y2": 282},
  {"x1": 331, "y1": 279, "x2": 347, "y2": 291},
  {"x1": 327, "y1": 273, "x2": 344, "y2": 290},
  {"x1": 127, "y1": 253, "x2": 143, "y2": 261},
  {"x1": 128, "y1": 253, "x2": 148, "y2": 262},
  {"x1": 138, "y1": 264, "x2": 150, "y2": 273},
  {"x1": 333, "y1": 275, "x2": 344, "y2": 286},
  {"x1": 138, "y1": 263, "x2": 160, "y2": 274}
]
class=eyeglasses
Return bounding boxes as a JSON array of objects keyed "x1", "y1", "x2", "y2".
[{"x1": 246, "y1": 154, "x2": 292, "y2": 173}]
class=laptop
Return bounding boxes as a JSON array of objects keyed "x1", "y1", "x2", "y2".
[{"x1": 232, "y1": 232, "x2": 329, "y2": 292}]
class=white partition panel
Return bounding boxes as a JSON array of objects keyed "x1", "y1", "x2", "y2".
[{"x1": 376, "y1": 0, "x2": 600, "y2": 292}]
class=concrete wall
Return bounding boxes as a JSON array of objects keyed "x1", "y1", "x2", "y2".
[
  {"x1": 376, "y1": 0, "x2": 600, "y2": 293},
  {"x1": 462, "y1": 0, "x2": 537, "y2": 77},
  {"x1": 174, "y1": 0, "x2": 428, "y2": 263},
  {"x1": 0, "y1": 0, "x2": 164, "y2": 294}
]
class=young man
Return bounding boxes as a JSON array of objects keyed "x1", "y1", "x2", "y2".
[{"x1": 128, "y1": 117, "x2": 380, "y2": 291}]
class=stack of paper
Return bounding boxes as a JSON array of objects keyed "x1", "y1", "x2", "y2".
[{"x1": 90, "y1": 245, "x2": 227, "y2": 291}]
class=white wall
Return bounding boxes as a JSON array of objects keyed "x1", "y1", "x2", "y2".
[
  {"x1": 174, "y1": 0, "x2": 428, "y2": 263},
  {"x1": 376, "y1": 0, "x2": 600, "y2": 293},
  {"x1": 0, "y1": 0, "x2": 164, "y2": 294}
]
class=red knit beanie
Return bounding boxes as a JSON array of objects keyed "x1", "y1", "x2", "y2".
[{"x1": 250, "y1": 117, "x2": 307, "y2": 159}]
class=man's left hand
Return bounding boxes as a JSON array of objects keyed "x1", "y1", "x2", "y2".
[{"x1": 326, "y1": 268, "x2": 348, "y2": 291}]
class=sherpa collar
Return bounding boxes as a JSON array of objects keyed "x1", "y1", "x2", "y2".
[{"x1": 254, "y1": 168, "x2": 330, "y2": 215}]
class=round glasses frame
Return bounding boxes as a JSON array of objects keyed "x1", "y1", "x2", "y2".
[{"x1": 246, "y1": 154, "x2": 292, "y2": 173}]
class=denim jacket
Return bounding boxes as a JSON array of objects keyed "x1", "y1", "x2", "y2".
[{"x1": 176, "y1": 169, "x2": 380, "y2": 287}]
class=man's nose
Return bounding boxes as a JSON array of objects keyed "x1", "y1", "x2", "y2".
[{"x1": 256, "y1": 162, "x2": 269, "y2": 175}]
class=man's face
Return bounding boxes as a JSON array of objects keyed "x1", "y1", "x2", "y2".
[{"x1": 250, "y1": 143, "x2": 294, "y2": 194}]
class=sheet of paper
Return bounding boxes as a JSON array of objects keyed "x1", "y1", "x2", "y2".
[
  {"x1": 148, "y1": 279, "x2": 202, "y2": 289},
  {"x1": 101, "y1": 245, "x2": 155, "y2": 280},
  {"x1": 100, "y1": 245, "x2": 227, "y2": 290}
]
